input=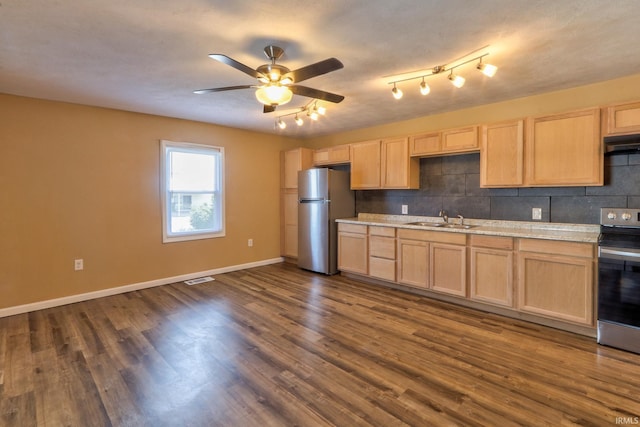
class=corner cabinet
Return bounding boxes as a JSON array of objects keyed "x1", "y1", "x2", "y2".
[
  {"x1": 350, "y1": 138, "x2": 419, "y2": 190},
  {"x1": 525, "y1": 108, "x2": 602, "y2": 186}
]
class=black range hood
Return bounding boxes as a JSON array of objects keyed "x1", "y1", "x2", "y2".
[{"x1": 604, "y1": 133, "x2": 640, "y2": 155}]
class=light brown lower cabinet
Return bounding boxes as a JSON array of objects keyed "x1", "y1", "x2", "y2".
[
  {"x1": 397, "y1": 236, "x2": 429, "y2": 288},
  {"x1": 339, "y1": 223, "x2": 596, "y2": 330},
  {"x1": 281, "y1": 190, "x2": 299, "y2": 258},
  {"x1": 337, "y1": 223, "x2": 368, "y2": 275},
  {"x1": 517, "y1": 239, "x2": 595, "y2": 325},
  {"x1": 396, "y1": 229, "x2": 466, "y2": 295},
  {"x1": 469, "y1": 235, "x2": 514, "y2": 307}
]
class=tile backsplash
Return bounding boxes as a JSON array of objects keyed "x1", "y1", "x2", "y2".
[{"x1": 354, "y1": 153, "x2": 640, "y2": 224}]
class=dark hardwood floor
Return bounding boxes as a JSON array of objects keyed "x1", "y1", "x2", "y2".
[{"x1": 1, "y1": 262, "x2": 640, "y2": 426}]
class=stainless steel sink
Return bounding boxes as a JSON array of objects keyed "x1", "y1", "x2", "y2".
[{"x1": 406, "y1": 221, "x2": 474, "y2": 229}]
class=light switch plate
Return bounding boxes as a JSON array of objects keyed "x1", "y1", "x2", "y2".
[{"x1": 401, "y1": 205, "x2": 408, "y2": 215}]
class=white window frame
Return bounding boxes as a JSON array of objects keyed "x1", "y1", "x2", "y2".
[{"x1": 160, "y1": 140, "x2": 225, "y2": 243}]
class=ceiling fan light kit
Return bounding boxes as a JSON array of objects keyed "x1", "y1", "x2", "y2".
[
  {"x1": 195, "y1": 45, "x2": 345, "y2": 114},
  {"x1": 388, "y1": 47, "x2": 497, "y2": 98}
]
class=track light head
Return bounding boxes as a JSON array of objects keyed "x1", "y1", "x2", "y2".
[
  {"x1": 391, "y1": 83, "x2": 403, "y2": 99},
  {"x1": 295, "y1": 114, "x2": 303, "y2": 126},
  {"x1": 419, "y1": 79, "x2": 430, "y2": 95},
  {"x1": 448, "y1": 72, "x2": 465, "y2": 88},
  {"x1": 477, "y1": 61, "x2": 498, "y2": 77}
]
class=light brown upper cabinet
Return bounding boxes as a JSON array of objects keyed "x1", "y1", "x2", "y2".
[
  {"x1": 313, "y1": 144, "x2": 351, "y2": 166},
  {"x1": 350, "y1": 140, "x2": 382, "y2": 189},
  {"x1": 603, "y1": 101, "x2": 640, "y2": 136},
  {"x1": 480, "y1": 120, "x2": 525, "y2": 187},
  {"x1": 525, "y1": 108, "x2": 603, "y2": 186},
  {"x1": 282, "y1": 148, "x2": 313, "y2": 189},
  {"x1": 410, "y1": 126, "x2": 479, "y2": 157},
  {"x1": 350, "y1": 138, "x2": 419, "y2": 190}
]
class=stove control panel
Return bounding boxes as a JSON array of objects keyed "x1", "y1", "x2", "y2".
[{"x1": 601, "y1": 208, "x2": 640, "y2": 227}]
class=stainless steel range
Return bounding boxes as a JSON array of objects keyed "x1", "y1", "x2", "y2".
[{"x1": 598, "y1": 208, "x2": 640, "y2": 354}]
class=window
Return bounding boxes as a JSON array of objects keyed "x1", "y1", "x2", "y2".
[{"x1": 161, "y1": 140, "x2": 225, "y2": 242}]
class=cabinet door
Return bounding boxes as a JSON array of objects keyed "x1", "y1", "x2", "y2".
[
  {"x1": 604, "y1": 101, "x2": 640, "y2": 135},
  {"x1": 397, "y1": 239, "x2": 429, "y2": 288},
  {"x1": 350, "y1": 140, "x2": 381, "y2": 189},
  {"x1": 441, "y1": 126, "x2": 479, "y2": 153},
  {"x1": 517, "y1": 251, "x2": 593, "y2": 325},
  {"x1": 470, "y1": 247, "x2": 513, "y2": 307},
  {"x1": 430, "y1": 243, "x2": 466, "y2": 297},
  {"x1": 480, "y1": 120, "x2": 524, "y2": 187},
  {"x1": 313, "y1": 145, "x2": 351, "y2": 165},
  {"x1": 409, "y1": 132, "x2": 441, "y2": 156},
  {"x1": 525, "y1": 108, "x2": 602, "y2": 186},
  {"x1": 282, "y1": 190, "x2": 299, "y2": 257},
  {"x1": 338, "y1": 231, "x2": 368, "y2": 275},
  {"x1": 282, "y1": 148, "x2": 313, "y2": 189},
  {"x1": 381, "y1": 137, "x2": 419, "y2": 189}
]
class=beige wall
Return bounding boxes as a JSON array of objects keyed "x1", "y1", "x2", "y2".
[
  {"x1": 305, "y1": 72, "x2": 640, "y2": 147},
  {"x1": 0, "y1": 94, "x2": 300, "y2": 309}
]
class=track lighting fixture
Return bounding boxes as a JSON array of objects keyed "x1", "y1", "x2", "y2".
[
  {"x1": 386, "y1": 47, "x2": 497, "y2": 99},
  {"x1": 274, "y1": 100, "x2": 329, "y2": 131}
]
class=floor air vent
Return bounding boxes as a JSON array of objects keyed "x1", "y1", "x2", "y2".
[{"x1": 184, "y1": 276, "x2": 215, "y2": 286}]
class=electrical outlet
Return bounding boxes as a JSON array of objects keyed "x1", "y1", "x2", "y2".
[
  {"x1": 532, "y1": 208, "x2": 542, "y2": 220},
  {"x1": 401, "y1": 205, "x2": 408, "y2": 215},
  {"x1": 74, "y1": 259, "x2": 84, "y2": 271},
  {"x1": 248, "y1": 238, "x2": 253, "y2": 247}
]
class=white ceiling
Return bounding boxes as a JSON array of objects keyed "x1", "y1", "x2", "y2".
[{"x1": 2, "y1": 1, "x2": 640, "y2": 138}]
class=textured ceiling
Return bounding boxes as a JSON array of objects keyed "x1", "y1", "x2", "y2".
[{"x1": 1, "y1": 1, "x2": 639, "y2": 138}]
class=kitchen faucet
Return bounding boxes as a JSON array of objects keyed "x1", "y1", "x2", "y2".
[
  {"x1": 439, "y1": 210, "x2": 448, "y2": 223},
  {"x1": 458, "y1": 214, "x2": 464, "y2": 226}
]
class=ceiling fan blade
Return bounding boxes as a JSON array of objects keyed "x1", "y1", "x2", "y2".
[
  {"x1": 263, "y1": 105, "x2": 277, "y2": 113},
  {"x1": 208, "y1": 54, "x2": 263, "y2": 79},
  {"x1": 193, "y1": 85, "x2": 254, "y2": 94},
  {"x1": 289, "y1": 85, "x2": 345, "y2": 103},
  {"x1": 285, "y1": 58, "x2": 344, "y2": 83}
]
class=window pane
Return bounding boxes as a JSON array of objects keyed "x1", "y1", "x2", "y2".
[
  {"x1": 169, "y1": 150, "x2": 218, "y2": 192},
  {"x1": 169, "y1": 193, "x2": 217, "y2": 234}
]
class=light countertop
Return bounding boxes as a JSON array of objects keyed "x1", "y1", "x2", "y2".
[{"x1": 336, "y1": 213, "x2": 600, "y2": 243}]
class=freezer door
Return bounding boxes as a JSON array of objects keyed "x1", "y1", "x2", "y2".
[
  {"x1": 298, "y1": 168, "x2": 329, "y2": 200},
  {"x1": 298, "y1": 199, "x2": 330, "y2": 274}
]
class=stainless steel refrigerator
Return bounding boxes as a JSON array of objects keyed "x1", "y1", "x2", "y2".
[{"x1": 298, "y1": 168, "x2": 355, "y2": 275}]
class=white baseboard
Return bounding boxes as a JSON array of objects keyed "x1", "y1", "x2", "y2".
[{"x1": 0, "y1": 257, "x2": 284, "y2": 318}]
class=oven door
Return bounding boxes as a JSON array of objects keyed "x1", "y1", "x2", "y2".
[{"x1": 598, "y1": 246, "x2": 640, "y2": 327}]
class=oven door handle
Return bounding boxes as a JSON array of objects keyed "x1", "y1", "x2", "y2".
[{"x1": 599, "y1": 246, "x2": 640, "y2": 261}]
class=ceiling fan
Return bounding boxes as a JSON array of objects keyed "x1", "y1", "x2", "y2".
[{"x1": 194, "y1": 45, "x2": 345, "y2": 113}]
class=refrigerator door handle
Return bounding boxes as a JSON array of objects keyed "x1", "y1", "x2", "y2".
[{"x1": 299, "y1": 198, "x2": 329, "y2": 203}]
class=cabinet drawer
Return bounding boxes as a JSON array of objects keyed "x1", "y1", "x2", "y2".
[
  {"x1": 398, "y1": 228, "x2": 466, "y2": 245},
  {"x1": 470, "y1": 235, "x2": 514, "y2": 250},
  {"x1": 369, "y1": 257, "x2": 396, "y2": 282},
  {"x1": 518, "y1": 239, "x2": 594, "y2": 258},
  {"x1": 369, "y1": 235, "x2": 396, "y2": 259},
  {"x1": 369, "y1": 226, "x2": 396, "y2": 237},
  {"x1": 338, "y1": 223, "x2": 367, "y2": 234}
]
